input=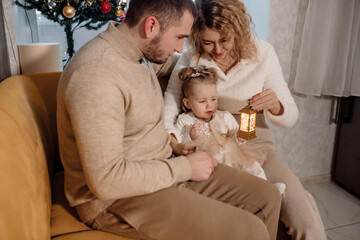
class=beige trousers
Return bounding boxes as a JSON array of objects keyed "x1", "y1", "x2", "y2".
[
  {"x1": 87, "y1": 164, "x2": 281, "y2": 240},
  {"x1": 234, "y1": 112, "x2": 327, "y2": 240},
  {"x1": 262, "y1": 155, "x2": 327, "y2": 240}
]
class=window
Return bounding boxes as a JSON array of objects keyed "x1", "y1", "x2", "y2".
[
  {"x1": 36, "y1": 11, "x2": 107, "y2": 61},
  {"x1": 243, "y1": 0, "x2": 269, "y2": 41},
  {"x1": 15, "y1": 0, "x2": 269, "y2": 62}
]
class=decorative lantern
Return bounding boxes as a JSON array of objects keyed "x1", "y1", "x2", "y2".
[{"x1": 237, "y1": 106, "x2": 257, "y2": 140}]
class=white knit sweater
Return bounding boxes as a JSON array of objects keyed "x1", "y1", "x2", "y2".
[
  {"x1": 164, "y1": 40, "x2": 298, "y2": 140},
  {"x1": 174, "y1": 110, "x2": 239, "y2": 145}
]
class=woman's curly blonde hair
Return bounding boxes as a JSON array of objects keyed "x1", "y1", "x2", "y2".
[{"x1": 189, "y1": 0, "x2": 258, "y2": 61}]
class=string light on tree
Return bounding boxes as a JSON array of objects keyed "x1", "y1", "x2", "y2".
[{"x1": 85, "y1": 0, "x2": 95, "y2": 6}]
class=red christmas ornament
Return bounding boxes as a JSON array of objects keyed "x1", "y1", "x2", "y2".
[
  {"x1": 119, "y1": 10, "x2": 126, "y2": 21},
  {"x1": 100, "y1": 0, "x2": 111, "y2": 13}
]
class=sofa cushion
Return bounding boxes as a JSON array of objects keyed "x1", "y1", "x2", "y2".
[
  {"x1": 52, "y1": 229, "x2": 132, "y2": 240},
  {"x1": 51, "y1": 171, "x2": 91, "y2": 237},
  {"x1": 51, "y1": 172, "x2": 132, "y2": 240}
]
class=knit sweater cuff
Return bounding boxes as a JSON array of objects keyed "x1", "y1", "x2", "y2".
[
  {"x1": 265, "y1": 99, "x2": 291, "y2": 127},
  {"x1": 266, "y1": 107, "x2": 288, "y2": 122},
  {"x1": 169, "y1": 155, "x2": 192, "y2": 182},
  {"x1": 76, "y1": 198, "x2": 115, "y2": 223},
  {"x1": 168, "y1": 129, "x2": 181, "y2": 142}
]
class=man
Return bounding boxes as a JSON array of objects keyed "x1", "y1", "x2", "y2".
[{"x1": 57, "y1": 0, "x2": 281, "y2": 239}]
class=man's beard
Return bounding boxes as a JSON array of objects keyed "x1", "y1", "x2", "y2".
[{"x1": 143, "y1": 34, "x2": 166, "y2": 64}]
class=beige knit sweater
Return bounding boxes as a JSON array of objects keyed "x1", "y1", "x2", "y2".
[{"x1": 57, "y1": 22, "x2": 191, "y2": 222}]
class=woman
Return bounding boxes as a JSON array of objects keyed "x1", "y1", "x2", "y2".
[{"x1": 164, "y1": 0, "x2": 327, "y2": 239}]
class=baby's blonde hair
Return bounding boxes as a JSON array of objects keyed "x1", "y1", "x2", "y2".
[{"x1": 178, "y1": 66, "x2": 218, "y2": 112}]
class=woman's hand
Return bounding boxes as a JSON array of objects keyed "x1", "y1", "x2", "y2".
[
  {"x1": 189, "y1": 123, "x2": 201, "y2": 140},
  {"x1": 250, "y1": 89, "x2": 284, "y2": 116}
]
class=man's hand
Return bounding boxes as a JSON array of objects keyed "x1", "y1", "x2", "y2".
[
  {"x1": 190, "y1": 123, "x2": 201, "y2": 140},
  {"x1": 250, "y1": 89, "x2": 284, "y2": 116},
  {"x1": 186, "y1": 151, "x2": 217, "y2": 181}
]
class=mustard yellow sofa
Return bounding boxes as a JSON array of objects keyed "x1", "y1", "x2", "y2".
[
  {"x1": 0, "y1": 72, "x2": 130, "y2": 240},
  {"x1": 0, "y1": 72, "x2": 291, "y2": 240}
]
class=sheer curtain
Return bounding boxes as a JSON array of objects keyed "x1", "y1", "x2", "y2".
[
  {"x1": 1, "y1": 0, "x2": 20, "y2": 78},
  {"x1": 294, "y1": 0, "x2": 360, "y2": 97},
  {"x1": 0, "y1": 0, "x2": 11, "y2": 81}
]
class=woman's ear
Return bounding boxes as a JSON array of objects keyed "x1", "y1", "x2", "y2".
[
  {"x1": 144, "y1": 16, "x2": 160, "y2": 38},
  {"x1": 183, "y1": 98, "x2": 191, "y2": 110}
]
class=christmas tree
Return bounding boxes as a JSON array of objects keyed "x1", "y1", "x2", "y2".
[{"x1": 15, "y1": 0, "x2": 127, "y2": 59}]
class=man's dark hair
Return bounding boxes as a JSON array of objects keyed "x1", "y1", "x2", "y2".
[{"x1": 125, "y1": 0, "x2": 197, "y2": 32}]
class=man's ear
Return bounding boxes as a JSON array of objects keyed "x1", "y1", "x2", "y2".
[
  {"x1": 144, "y1": 16, "x2": 160, "y2": 38},
  {"x1": 183, "y1": 98, "x2": 191, "y2": 110}
]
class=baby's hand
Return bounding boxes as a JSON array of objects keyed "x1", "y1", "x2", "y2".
[
  {"x1": 174, "y1": 143, "x2": 198, "y2": 155},
  {"x1": 190, "y1": 123, "x2": 201, "y2": 140},
  {"x1": 170, "y1": 134, "x2": 197, "y2": 156}
]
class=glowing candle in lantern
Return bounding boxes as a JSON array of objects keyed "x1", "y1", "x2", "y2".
[{"x1": 237, "y1": 106, "x2": 257, "y2": 140}]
